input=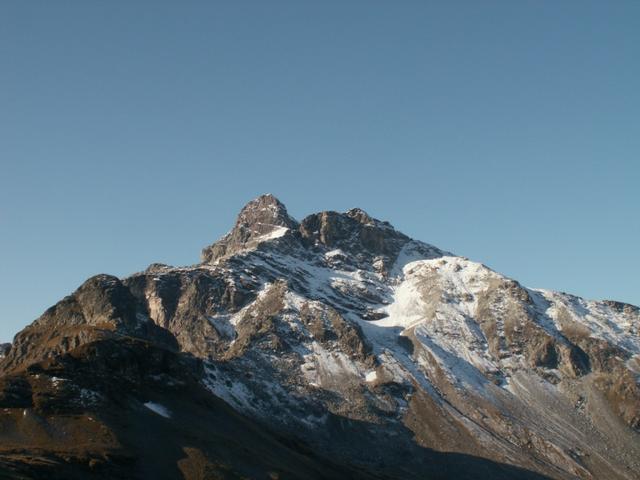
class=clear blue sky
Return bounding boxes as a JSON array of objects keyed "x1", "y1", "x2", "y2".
[{"x1": 1, "y1": 2, "x2": 638, "y2": 342}]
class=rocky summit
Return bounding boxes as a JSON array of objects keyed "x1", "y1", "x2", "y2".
[{"x1": 1, "y1": 194, "x2": 639, "y2": 480}]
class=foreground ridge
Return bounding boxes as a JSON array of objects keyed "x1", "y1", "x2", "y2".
[{"x1": 1, "y1": 195, "x2": 638, "y2": 480}]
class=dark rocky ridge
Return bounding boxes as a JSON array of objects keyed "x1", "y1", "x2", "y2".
[{"x1": 1, "y1": 195, "x2": 639, "y2": 479}]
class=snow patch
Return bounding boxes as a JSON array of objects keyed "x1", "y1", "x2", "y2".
[
  {"x1": 203, "y1": 365, "x2": 255, "y2": 410},
  {"x1": 540, "y1": 290, "x2": 640, "y2": 356},
  {"x1": 256, "y1": 225, "x2": 289, "y2": 242},
  {"x1": 301, "y1": 341, "x2": 363, "y2": 390},
  {"x1": 207, "y1": 315, "x2": 236, "y2": 339},
  {"x1": 144, "y1": 402, "x2": 172, "y2": 419}
]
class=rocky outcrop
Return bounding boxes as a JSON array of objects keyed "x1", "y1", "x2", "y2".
[
  {"x1": 0, "y1": 274, "x2": 176, "y2": 376},
  {"x1": 201, "y1": 194, "x2": 299, "y2": 263},
  {"x1": 299, "y1": 301, "x2": 374, "y2": 365},
  {"x1": 298, "y1": 208, "x2": 430, "y2": 274}
]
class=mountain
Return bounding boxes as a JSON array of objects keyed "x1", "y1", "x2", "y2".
[{"x1": 1, "y1": 194, "x2": 638, "y2": 480}]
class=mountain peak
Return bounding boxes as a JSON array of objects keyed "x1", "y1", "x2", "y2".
[
  {"x1": 235, "y1": 194, "x2": 294, "y2": 229},
  {"x1": 201, "y1": 197, "x2": 439, "y2": 268},
  {"x1": 345, "y1": 207, "x2": 374, "y2": 225},
  {"x1": 201, "y1": 194, "x2": 298, "y2": 263}
]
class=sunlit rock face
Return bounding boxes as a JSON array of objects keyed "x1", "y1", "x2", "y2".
[
  {"x1": 201, "y1": 193, "x2": 299, "y2": 263},
  {"x1": 1, "y1": 195, "x2": 639, "y2": 480}
]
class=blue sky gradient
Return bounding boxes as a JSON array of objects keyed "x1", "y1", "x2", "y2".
[{"x1": 1, "y1": 1, "x2": 639, "y2": 341}]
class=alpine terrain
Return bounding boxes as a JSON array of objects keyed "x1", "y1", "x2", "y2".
[{"x1": 1, "y1": 194, "x2": 638, "y2": 480}]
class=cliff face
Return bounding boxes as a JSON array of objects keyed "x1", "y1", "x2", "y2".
[{"x1": 1, "y1": 195, "x2": 638, "y2": 480}]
